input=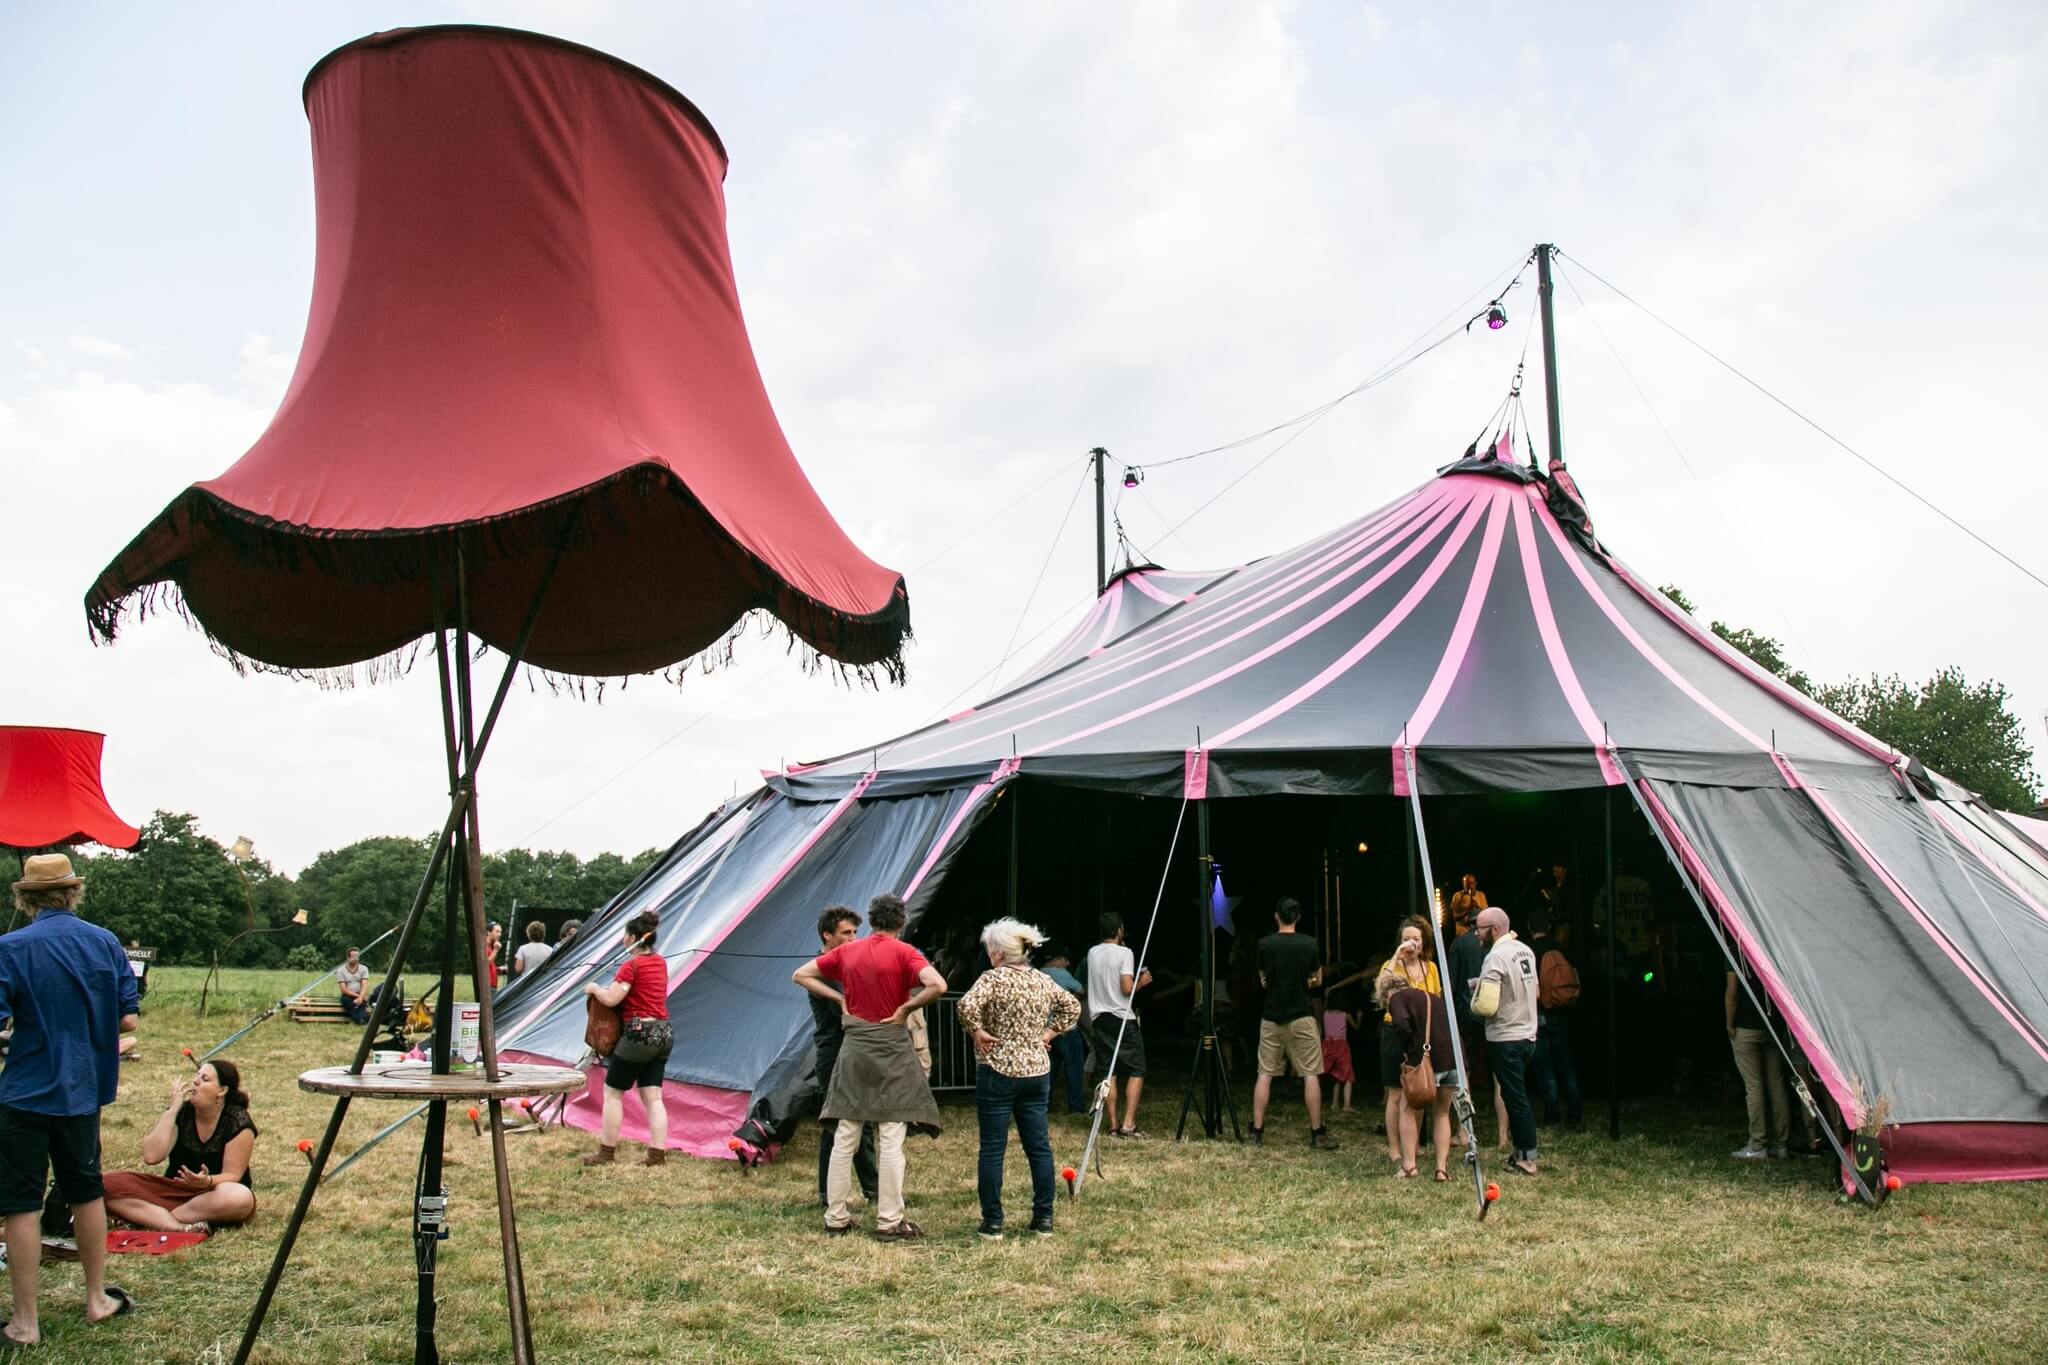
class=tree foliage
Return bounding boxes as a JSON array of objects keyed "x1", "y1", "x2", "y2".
[
  {"x1": 1661, "y1": 585, "x2": 2039, "y2": 809},
  {"x1": 1814, "y1": 669, "x2": 2042, "y2": 811},
  {"x1": 69, "y1": 812, "x2": 307, "y2": 967},
  {"x1": 54, "y1": 819, "x2": 666, "y2": 967}
]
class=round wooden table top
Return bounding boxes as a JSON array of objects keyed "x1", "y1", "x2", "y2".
[{"x1": 298, "y1": 1060, "x2": 587, "y2": 1100}]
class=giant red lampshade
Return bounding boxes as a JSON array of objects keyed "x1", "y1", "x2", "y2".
[
  {"x1": 0, "y1": 726, "x2": 139, "y2": 850},
  {"x1": 78, "y1": 29, "x2": 915, "y2": 1364},
  {"x1": 85, "y1": 25, "x2": 908, "y2": 680}
]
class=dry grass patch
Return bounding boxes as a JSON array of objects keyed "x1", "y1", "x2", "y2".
[{"x1": 20, "y1": 979, "x2": 2047, "y2": 1362}]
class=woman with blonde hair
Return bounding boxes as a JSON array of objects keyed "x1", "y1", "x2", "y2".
[
  {"x1": 954, "y1": 917, "x2": 1081, "y2": 1239},
  {"x1": 1374, "y1": 916, "x2": 1441, "y2": 1174}
]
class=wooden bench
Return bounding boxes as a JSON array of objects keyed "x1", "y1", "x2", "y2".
[{"x1": 286, "y1": 995, "x2": 424, "y2": 1024}]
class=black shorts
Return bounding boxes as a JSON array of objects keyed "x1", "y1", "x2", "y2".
[
  {"x1": 1092, "y1": 1014, "x2": 1146, "y2": 1078},
  {"x1": 603, "y1": 1045, "x2": 672, "y2": 1092},
  {"x1": 1377, "y1": 1027, "x2": 1406, "y2": 1089},
  {"x1": 0, "y1": 1104, "x2": 102, "y2": 1215}
]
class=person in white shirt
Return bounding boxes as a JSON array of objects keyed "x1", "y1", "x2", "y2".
[
  {"x1": 1471, "y1": 908, "x2": 1541, "y2": 1175},
  {"x1": 511, "y1": 921, "x2": 554, "y2": 978},
  {"x1": 1084, "y1": 912, "x2": 1152, "y2": 1139},
  {"x1": 335, "y1": 948, "x2": 369, "y2": 1024}
]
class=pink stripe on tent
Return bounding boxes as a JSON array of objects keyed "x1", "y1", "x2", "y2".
[
  {"x1": 1125, "y1": 572, "x2": 1182, "y2": 607},
  {"x1": 1884, "y1": 1120, "x2": 2048, "y2": 1184},
  {"x1": 896, "y1": 484, "x2": 1458, "y2": 760},
  {"x1": 1515, "y1": 491, "x2": 1624, "y2": 785},
  {"x1": 1089, "y1": 583, "x2": 1125, "y2": 649},
  {"x1": 1603, "y1": 549, "x2": 1895, "y2": 766},
  {"x1": 1200, "y1": 492, "x2": 1494, "y2": 753},
  {"x1": 1184, "y1": 748, "x2": 1209, "y2": 800},
  {"x1": 947, "y1": 708, "x2": 977, "y2": 723},
  {"x1": 1397, "y1": 489, "x2": 1510, "y2": 746},
  {"x1": 902, "y1": 759, "x2": 1017, "y2": 899},
  {"x1": 917, "y1": 491, "x2": 1476, "y2": 768},
  {"x1": 1530, "y1": 497, "x2": 1771, "y2": 753},
  {"x1": 1778, "y1": 758, "x2": 2048, "y2": 1066},
  {"x1": 1926, "y1": 803, "x2": 2048, "y2": 931},
  {"x1": 502, "y1": 1049, "x2": 748, "y2": 1157},
  {"x1": 1635, "y1": 780, "x2": 1861, "y2": 1124},
  {"x1": 665, "y1": 771, "x2": 879, "y2": 997},
  {"x1": 498, "y1": 800, "x2": 769, "y2": 1048}
]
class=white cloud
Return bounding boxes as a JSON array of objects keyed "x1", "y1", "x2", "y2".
[
  {"x1": 65, "y1": 334, "x2": 139, "y2": 359},
  {"x1": 5, "y1": 0, "x2": 2045, "y2": 873}
]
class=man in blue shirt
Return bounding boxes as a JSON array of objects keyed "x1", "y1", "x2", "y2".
[
  {"x1": 1038, "y1": 946, "x2": 1088, "y2": 1113},
  {"x1": 0, "y1": 855, "x2": 139, "y2": 1345}
]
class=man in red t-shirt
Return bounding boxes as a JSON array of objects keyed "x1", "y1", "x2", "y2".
[{"x1": 793, "y1": 893, "x2": 945, "y2": 1239}]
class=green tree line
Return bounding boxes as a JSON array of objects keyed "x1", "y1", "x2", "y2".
[
  {"x1": 1660, "y1": 586, "x2": 2041, "y2": 811},
  {"x1": 52, "y1": 819, "x2": 664, "y2": 967}
]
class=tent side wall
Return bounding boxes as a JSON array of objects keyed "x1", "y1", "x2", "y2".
[
  {"x1": 500, "y1": 778, "x2": 1006, "y2": 1155},
  {"x1": 1641, "y1": 779, "x2": 2048, "y2": 1183}
]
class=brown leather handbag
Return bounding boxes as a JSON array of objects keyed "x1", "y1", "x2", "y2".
[
  {"x1": 585, "y1": 996, "x2": 622, "y2": 1058},
  {"x1": 1399, "y1": 996, "x2": 1438, "y2": 1107}
]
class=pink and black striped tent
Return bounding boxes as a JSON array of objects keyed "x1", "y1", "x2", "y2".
[{"x1": 497, "y1": 455, "x2": 2048, "y2": 1182}]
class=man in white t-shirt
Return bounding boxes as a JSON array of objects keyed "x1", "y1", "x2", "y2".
[
  {"x1": 335, "y1": 947, "x2": 370, "y2": 1024},
  {"x1": 511, "y1": 921, "x2": 555, "y2": 978},
  {"x1": 1472, "y1": 908, "x2": 1541, "y2": 1176},
  {"x1": 1084, "y1": 912, "x2": 1152, "y2": 1139}
]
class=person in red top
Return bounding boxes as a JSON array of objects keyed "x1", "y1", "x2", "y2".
[
  {"x1": 579, "y1": 911, "x2": 671, "y2": 1167},
  {"x1": 793, "y1": 894, "x2": 945, "y2": 1239}
]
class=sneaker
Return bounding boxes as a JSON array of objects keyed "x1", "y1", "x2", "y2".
[
  {"x1": 976, "y1": 1222, "x2": 1004, "y2": 1241},
  {"x1": 1029, "y1": 1217, "x2": 1054, "y2": 1237},
  {"x1": 1731, "y1": 1144, "x2": 1771, "y2": 1160},
  {"x1": 1768, "y1": 1145, "x2": 1790, "y2": 1160},
  {"x1": 1310, "y1": 1128, "x2": 1340, "y2": 1151},
  {"x1": 1248, "y1": 1126, "x2": 1263, "y2": 1147}
]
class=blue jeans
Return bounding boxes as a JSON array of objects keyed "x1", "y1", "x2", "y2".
[
  {"x1": 976, "y1": 1067, "x2": 1055, "y2": 1227},
  {"x1": 1489, "y1": 1039, "x2": 1539, "y2": 1161},
  {"x1": 1049, "y1": 1029, "x2": 1087, "y2": 1112},
  {"x1": 1531, "y1": 1013, "x2": 1581, "y2": 1124}
]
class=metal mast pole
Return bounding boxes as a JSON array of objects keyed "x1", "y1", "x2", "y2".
[
  {"x1": 1091, "y1": 447, "x2": 1108, "y2": 594},
  {"x1": 1536, "y1": 244, "x2": 1564, "y2": 467}
]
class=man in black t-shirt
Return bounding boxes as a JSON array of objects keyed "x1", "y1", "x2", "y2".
[
  {"x1": 1249, "y1": 898, "x2": 1336, "y2": 1150},
  {"x1": 810, "y1": 907, "x2": 877, "y2": 1206}
]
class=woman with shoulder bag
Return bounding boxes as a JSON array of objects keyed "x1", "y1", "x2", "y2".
[
  {"x1": 1372, "y1": 917, "x2": 1441, "y2": 1169},
  {"x1": 581, "y1": 911, "x2": 671, "y2": 1166},
  {"x1": 1386, "y1": 981, "x2": 1457, "y2": 1181}
]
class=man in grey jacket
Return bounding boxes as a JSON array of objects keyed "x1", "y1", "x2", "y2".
[{"x1": 1472, "y1": 908, "x2": 1541, "y2": 1176}]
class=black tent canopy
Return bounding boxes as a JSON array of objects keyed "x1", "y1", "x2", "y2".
[{"x1": 498, "y1": 455, "x2": 2048, "y2": 1183}]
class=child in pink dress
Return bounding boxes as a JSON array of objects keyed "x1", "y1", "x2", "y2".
[{"x1": 1317, "y1": 993, "x2": 1356, "y2": 1112}]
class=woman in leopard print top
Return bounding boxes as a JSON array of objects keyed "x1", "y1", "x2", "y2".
[{"x1": 954, "y1": 918, "x2": 1081, "y2": 1238}]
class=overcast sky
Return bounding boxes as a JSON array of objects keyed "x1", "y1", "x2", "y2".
[{"x1": 5, "y1": 1, "x2": 2044, "y2": 875}]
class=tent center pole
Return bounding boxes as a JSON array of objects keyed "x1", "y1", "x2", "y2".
[
  {"x1": 1091, "y1": 446, "x2": 1108, "y2": 595},
  {"x1": 1536, "y1": 243, "x2": 1564, "y2": 466}
]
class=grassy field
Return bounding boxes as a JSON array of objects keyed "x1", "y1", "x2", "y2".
[{"x1": 22, "y1": 972, "x2": 2047, "y2": 1363}]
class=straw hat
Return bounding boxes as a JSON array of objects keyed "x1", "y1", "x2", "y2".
[{"x1": 13, "y1": 853, "x2": 83, "y2": 891}]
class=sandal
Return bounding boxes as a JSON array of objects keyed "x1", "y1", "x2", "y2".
[
  {"x1": 88, "y1": 1286, "x2": 137, "y2": 1324},
  {"x1": 1434, "y1": 1169, "x2": 1451, "y2": 1182},
  {"x1": 1115, "y1": 1128, "x2": 1147, "y2": 1141},
  {"x1": 1396, "y1": 1164, "x2": 1419, "y2": 1179},
  {"x1": 871, "y1": 1220, "x2": 925, "y2": 1241}
]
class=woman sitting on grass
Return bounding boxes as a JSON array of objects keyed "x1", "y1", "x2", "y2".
[{"x1": 103, "y1": 1059, "x2": 258, "y2": 1232}]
